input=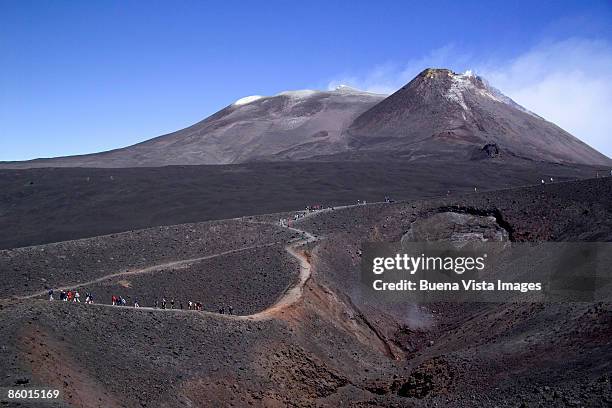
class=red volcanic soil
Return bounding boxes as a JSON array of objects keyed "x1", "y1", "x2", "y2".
[{"x1": 0, "y1": 177, "x2": 610, "y2": 407}]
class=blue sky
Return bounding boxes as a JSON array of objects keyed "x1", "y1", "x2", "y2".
[{"x1": 1, "y1": 0, "x2": 611, "y2": 160}]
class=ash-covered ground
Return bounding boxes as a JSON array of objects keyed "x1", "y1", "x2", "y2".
[
  {"x1": 0, "y1": 158, "x2": 605, "y2": 249},
  {"x1": 0, "y1": 177, "x2": 610, "y2": 407}
]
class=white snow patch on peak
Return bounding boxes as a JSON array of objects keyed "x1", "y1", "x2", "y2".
[
  {"x1": 330, "y1": 84, "x2": 388, "y2": 96},
  {"x1": 445, "y1": 70, "x2": 540, "y2": 118},
  {"x1": 446, "y1": 72, "x2": 473, "y2": 111},
  {"x1": 233, "y1": 95, "x2": 263, "y2": 106},
  {"x1": 333, "y1": 84, "x2": 362, "y2": 92},
  {"x1": 277, "y1": 89, "x2": 319, "y2": 98}
]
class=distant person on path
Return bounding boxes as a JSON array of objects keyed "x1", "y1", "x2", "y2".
[
  {"x1": 219, "y1": 306, "x2": 225, "y2": 314},
  {"x1": 155, "y1": 300, "x2": 159, "y2": 309},
  {"x1": 134, "y1": 299, "x2": 140, "y2": 308},
  {"x1": 170, "y1": 298, "x2": 175, "y2": 309},
  {"x1": 112, "y1": 295, "x2": 117, "y2": 306},
  {"x1": 161, "y1": 298, "x2": 167, "y2": 309},
  {"x1": 228, "y1": 305, "x2": 233, "y2": 315},
  {"x1": 74, "y1": 291, "x2": 80, "y2": 303},
  {"x1": 188, "y1": 301, "x2": 193, "y2": 310},
  {"x1": 67, "y1": 290, "x2": 74, "y2": 302},
  {"x1": 48, "y1": 289, "x2": 54, "y2": 301}
]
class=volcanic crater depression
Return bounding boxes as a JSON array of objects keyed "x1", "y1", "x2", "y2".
[
  {"x1": 0, "y1": 67, "x2": 611, "y2": 407},
  {"x1": 1, "y1": 178, "x2": 610, "y2": 407}
]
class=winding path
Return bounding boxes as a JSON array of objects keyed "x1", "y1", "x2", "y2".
[
  {"x1": 17, "y1": 241, "x2": 280, "y2": 301},
  {"x1": 16, "y1": 215, "x2": 324, "y2": 321}
]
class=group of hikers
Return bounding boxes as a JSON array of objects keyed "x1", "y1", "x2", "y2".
[
  {"x1": 111, "y1": 295, "x2": 128, "y2": 306},
  {"x1": 279, "y1": 204, "x2": 330, "y2": 226},
  {"x1": 47, "y1": 289, "x2": 233, "y2": 315},
  {"x1": 153, "y1": 298, "x2": 234, "y2": 314},
  {"x1": 305, "y1": 204, "x2": 323, "y2": 212},
  {"x1": 280, "y1": 198, "x2": 401, "y2": 227},
  {"x1": 48, "y1": 289, "x2": 94, "y2": 304}
]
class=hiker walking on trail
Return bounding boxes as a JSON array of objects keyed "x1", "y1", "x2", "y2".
[
  {"x1": 121, "y1": 297, "x2": 127, "y2": 306},
  {"x1": 48, "y1": 289, "x2": 54, "y2": 301},
  {"x1": 170, "y1": 298, "x2": 175, "y2": 309},
  {"x1": 228, "y1": 305, "x2": 233, "y2": 315},
  {"x1": 219, "y1": 306, "x2": 225, "y2": 314},
  {"x1": 134, "y1": 299, "x2": 140, "y2": 308},
  {"x1": 74, "y1": 291, "x2": 80, "y2": 303},
  {"x1": 112, "y1": 295, "x2": 117, "y2": 306},
  {"x1": 67, "y1": 290, "x2": 74, "y2": 302},
  {"x1": 188, "y1": 301, "x2": 193, "y2": 310},
  {"x1": 161, "y1": 297, "x2": 167, "y2": 309}
]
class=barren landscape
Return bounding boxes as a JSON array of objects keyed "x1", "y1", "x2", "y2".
[
  {"x1": 0, "y1": 157, "x2": 607, "y2": 249},
  {"x1": 1, "y1": 60, "x2": 611, "y2": 407},
  {"x1": 3, "y1": 0, "x2": 612, "y2": 405},
  {"x1": 1, "y1": 176, "x2": 610, "y2": 407}
]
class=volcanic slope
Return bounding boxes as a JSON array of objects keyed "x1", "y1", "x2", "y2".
[
  {"x1": 1, "y1": 158, "x2": 607, "y2": 249},
  {"x1": 0, "y1": 86, "x2": 385, "y2": 169},
  {"x1": 2, "y1": 69, "x2": 610, "y2": 170},
  {"x1": 345, "y1": 68, "x2": 611, "y2": 165},
  {"x1": 0, "y1": 177, "x2": 610, "y2": 407}
]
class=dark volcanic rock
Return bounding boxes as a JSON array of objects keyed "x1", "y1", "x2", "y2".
[
  {"x1": 0, "y1": 88, "x2": 384, "y2": 168},
  {"x1": 346, "y1": 68, "x2": 611, "y2": 165},
  {"x1": 1, "y1": 69, "x2": 609, "y2": 169},
  {"x1": 0, "y1": 159, "x2": 605, "y2": 249},
  {"x1": 0, "y1": 178, "x2": 610, "y2": 407}
]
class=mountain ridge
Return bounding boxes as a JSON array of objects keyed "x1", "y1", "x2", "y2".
[
  {"x1": 345, "y1": 68, "x2": 611, "y2": 165},
  {"x1": 1, "y1": 68, "x2": 610, "y2": 168}
]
